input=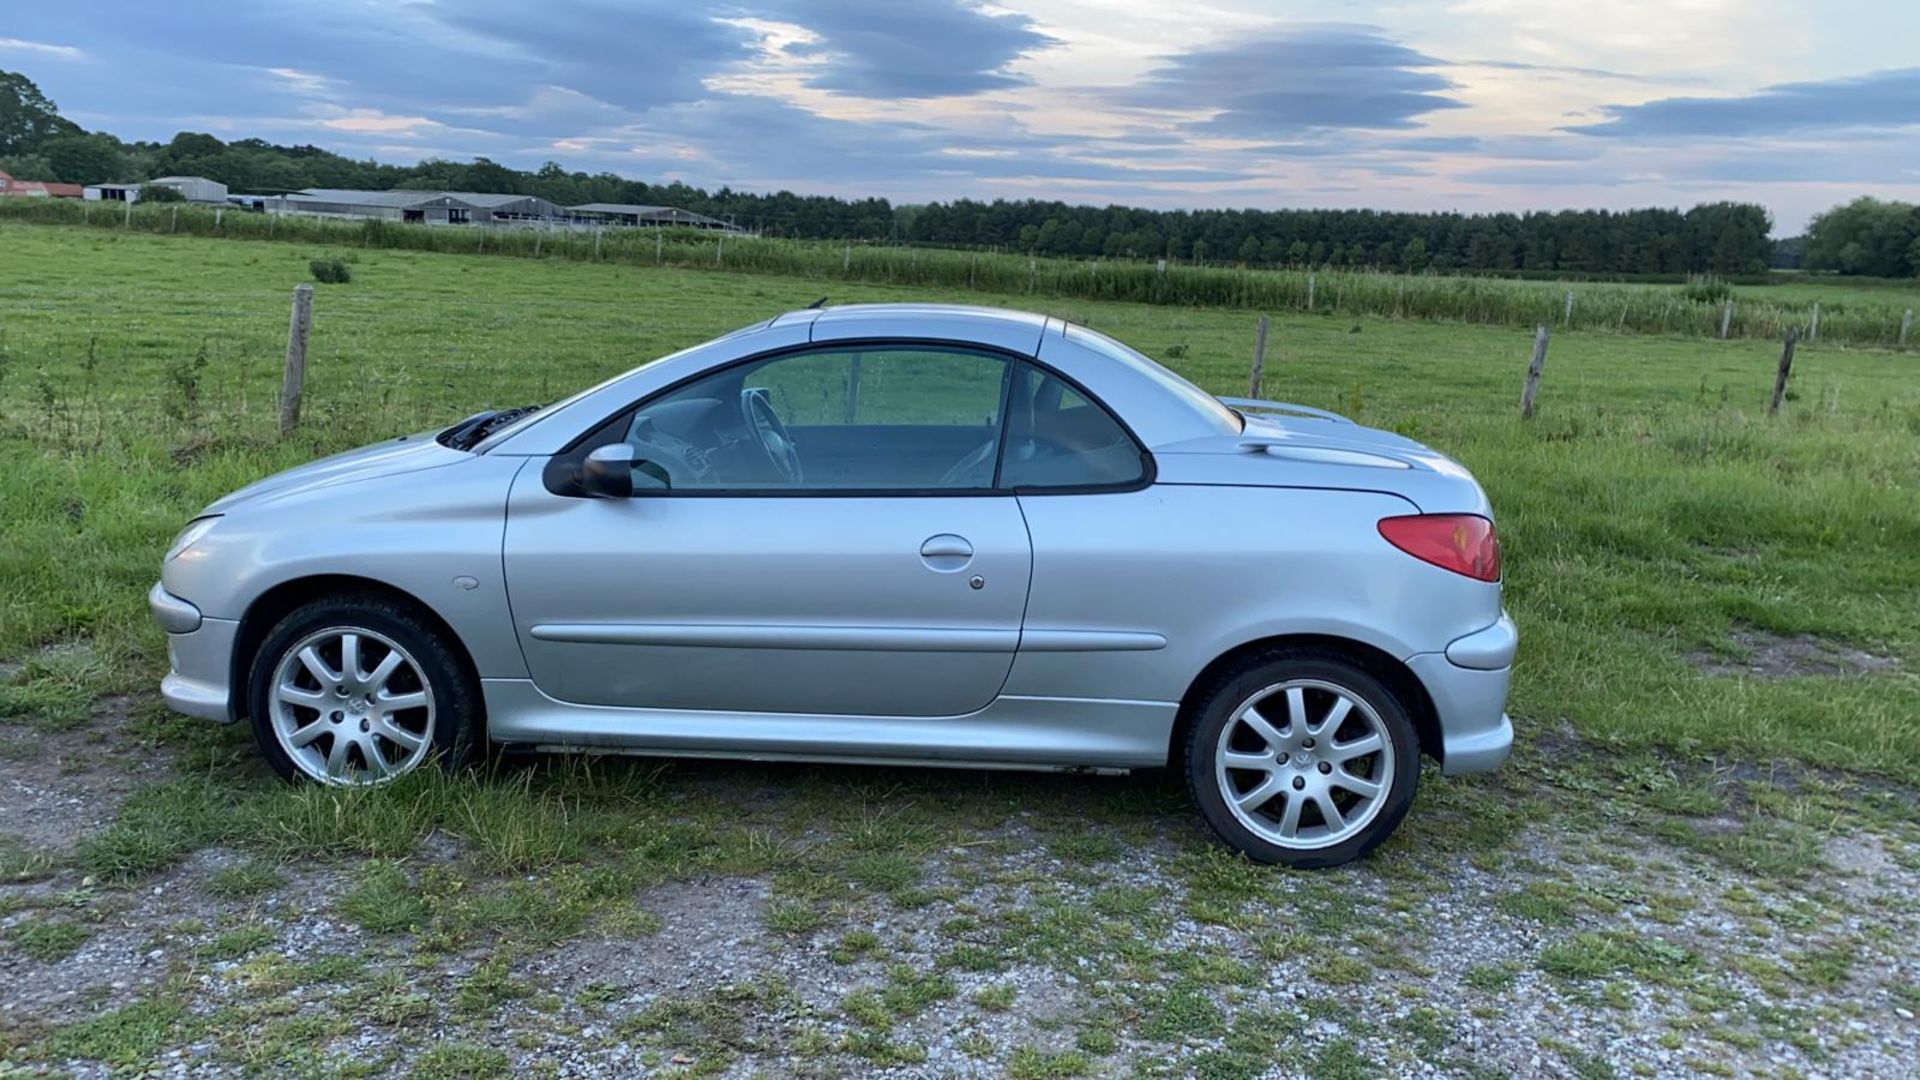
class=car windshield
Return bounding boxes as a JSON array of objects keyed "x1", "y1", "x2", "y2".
[{"x1": 1062, "y1": 324, "x2": 1243, "y2": 434}]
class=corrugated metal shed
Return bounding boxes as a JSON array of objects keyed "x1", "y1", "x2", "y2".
[
  {"x1": 571, "y1": 203, "x2": 734, "y2": 229},
  {"x1": 288, "y1": 189, "x2": 466, "y2": 209},
  {"x1": 0, "y1": 170, "x2": 83, "y2": 198},
  {"x1": 148, "y1": 176, "x2": 229, "y2": 203}
]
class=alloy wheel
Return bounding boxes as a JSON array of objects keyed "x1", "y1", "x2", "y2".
[
  {"x1": 1213, "y1": 678, "x2": 1395, "y2": 850},
  {"x1": 267, "y1": 626, "x2": 436, "y2": 785}
]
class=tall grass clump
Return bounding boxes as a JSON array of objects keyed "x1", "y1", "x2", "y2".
[
  {"x1": 308, "y1": 256, "x2": 352, "y2": 284},
  {"x1": 1682, "y1": 275, "x2": 1733, "y2": 304}
]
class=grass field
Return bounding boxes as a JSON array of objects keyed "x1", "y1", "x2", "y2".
[
  {"x1": 3, "y1": 220, "x2": 1920, "y2": 1077},
  {"x1": 6, "y1": 198, "x2": 1917, "y2": 348},
  {"x1": 4, "y1": 220, "x2": 1918, "y2": 773}
]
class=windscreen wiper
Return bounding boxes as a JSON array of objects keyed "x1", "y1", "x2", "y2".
[{"x1": 439, "y1": 404, "x2": 543, "y2": 450}]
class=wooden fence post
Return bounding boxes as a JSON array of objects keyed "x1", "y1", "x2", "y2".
[
  {"x1": 1520, "y1": 324, "x2": 1549, "y2": 419},
  {"x1": 124, "y1": 198, "x2": 132, "y2": 227},
  {"x1": 593, "y1": 228, "x2": 602, "y2": 259},
  {"x1": 1809, "y1": 302, "x2": 1820, "y2": 343},
  {"x1": 1770, "y1": 328, "x2": 1797, "y2": 415},
  {"x1": 655, "y1": 230, "x2": 663, "y2": 264},
  {"x1": 1306, "y1": 273, "x2": 1316, "y2": 311},
  {"x1": 715, "y1": 235, "x2": 724, "y2": 266},
  {"x1": 533, "y1": 229, "x2": 543, "y2": 258},
  {"x1": 1247, "y1": 315, "x2": 1270, "y2": 398},
  {"x1": 843, "y1": 244, "x2": 851, "y2": 272},
  {"x1": 280, "y1": 284, "x2": 313, "y2": 437},
  {"x1": 1719, "y1": 299, "x2": 1733, "y2": 340},
  {"x1": 1901, "y1": 308, "x2": 1914, "y2": 347},
  {"x1": 214, "y1": 207, "x2": 223, "y2": 229},
  {"x1": 170, "y1": 206, "x2": 178, "y2": 233},
  {"x1": 1563, "y1": 290, "x2": 1574, "y2": 329}
]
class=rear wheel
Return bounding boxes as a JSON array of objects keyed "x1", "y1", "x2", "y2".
[
  {"x1": 248, "y1": 595, "x2": 479, "y2": 785},
  {"x1": 1185, "y1": 650, "x2": 1418, "y2": 868}
]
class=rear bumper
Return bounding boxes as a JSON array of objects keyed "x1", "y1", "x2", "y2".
[
  {"x1": 1408, "y1": 611, "x2": 1517, "y2": 775},
  {"x1": 151, "y1": 582, "x2": 237, "y2": 723}
]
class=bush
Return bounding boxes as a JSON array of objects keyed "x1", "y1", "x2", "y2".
[
  {"x1": 1682, "y1": 274, "x2": 1733, "y2": 304},
  {"x1": 309, "y1": 257, "x2": 352, "y2": 284},
  {"x1": 134, "y1": 184, "x2": 185, "y2": 204}
]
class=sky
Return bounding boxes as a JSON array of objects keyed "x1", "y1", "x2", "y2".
[{"x1": 4, "y1": 0, "x2": 1918, "y2": 233}]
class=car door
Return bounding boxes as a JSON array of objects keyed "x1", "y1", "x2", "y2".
[{"x1": 502, "y1": 343, "x2": 1033, "y2": 718}]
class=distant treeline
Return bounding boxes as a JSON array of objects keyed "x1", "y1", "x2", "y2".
[
  {"x1": 897, "y1": 201, "x2": 1774, "y2": 276},
  {"x1": 4, "y1": 67, "x2": 1912, "y2": 278}
]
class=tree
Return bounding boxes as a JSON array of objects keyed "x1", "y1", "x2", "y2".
[
  {"x1": 0, "y1": 70, "x2": 80, "y2": 155},
  {"x1": 0, "y1": 151, "x2": 54, "y2": 181},
  {"x1": 1804, "y1": 197, "x2": 1919, "y2": 278},
  {"x1": 1402, "y1": 237, "x2": 1430, "y2": 272},
  {"x1": 42, "y1": 132, "x2": 127, "y2": 184}
]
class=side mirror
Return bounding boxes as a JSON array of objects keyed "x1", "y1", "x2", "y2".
[{"x1": 580, "y1": 444, "x2": 636, "y2": 498}]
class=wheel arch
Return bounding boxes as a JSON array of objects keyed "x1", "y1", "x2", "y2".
[
  {"x1": 1171, "y1": 634, "x2": 1442, "y2": 768},
  {"x1": 230, "y1": 574, "x2": 485, "y2": 728}
]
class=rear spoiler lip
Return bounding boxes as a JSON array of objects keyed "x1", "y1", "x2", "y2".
[{"x1": 1216, "y1": 396, "x2": 1354, "y2": 425}]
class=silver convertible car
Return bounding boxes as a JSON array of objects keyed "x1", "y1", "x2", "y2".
[{"x1": 151, "y1": 304, "x2": 1513, "y2": 867}]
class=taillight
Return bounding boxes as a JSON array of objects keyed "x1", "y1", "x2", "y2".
[{"x1": 1378, "y1": 514, "x2": 1501, "y2": 582}]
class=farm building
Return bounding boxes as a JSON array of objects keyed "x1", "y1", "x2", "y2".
[
  {"x1": 84, "y1": 176, "x2": 229, "y2": 204},
  {"x1": 0, "y1": 170, "x2": 84, "y2": 198},
  {"x1": 570, "y1": 203, "x2": 736, "y2": 230},
  {"x1": 257, "y1": 188, "x2": 564, "y2": 226}
]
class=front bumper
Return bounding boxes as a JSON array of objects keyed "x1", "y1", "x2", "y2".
[
  {"x1": 1408, "y1": 611, "x2": 1518, "y2": 775},
  {"x1": 150, "y1": 583, "x2": 237, "y2": 723}
]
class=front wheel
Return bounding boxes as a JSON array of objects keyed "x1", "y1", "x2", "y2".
[
  {"x1": 247, "y1": 594, "x2": 480, "y2": 785},
  {"x1": 1185, "y1": 651, "x2": 1419, "y2": 868}
]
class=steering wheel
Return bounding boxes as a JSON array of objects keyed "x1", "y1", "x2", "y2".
[{"x1": 741, "y1": 388, "x2": 803, "y2": 484}]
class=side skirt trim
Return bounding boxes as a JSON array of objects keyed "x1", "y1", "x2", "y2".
[{"x1": 481, "y1": 679, "x2": 1177, "y2": 769}]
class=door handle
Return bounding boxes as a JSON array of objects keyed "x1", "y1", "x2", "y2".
[{"x1": 920, "y1": 534, "x2": 973, "y2": 559}]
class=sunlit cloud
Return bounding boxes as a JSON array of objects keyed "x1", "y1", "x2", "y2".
[
  {"x1": 1, "y1": 0, "x2": 1916, "y2": 231},
  {"x1": 0, "y1": 36, "x2": 84, "y2": 59}
]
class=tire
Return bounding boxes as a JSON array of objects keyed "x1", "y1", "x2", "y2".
[
  {"x1": 1185, "y1": 649, "x2": 1419, "y2": 868},
  {"x1": 247, "y1": 593, "x2": 481, "y2": 785}
]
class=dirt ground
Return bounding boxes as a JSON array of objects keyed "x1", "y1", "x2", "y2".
[{"x1": 4, "y1": 702, "x2": 1919, "y2": 1080}]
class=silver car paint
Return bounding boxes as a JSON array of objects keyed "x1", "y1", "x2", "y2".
[
  {"x1": 501, "y1": 486, "x2": 1033, "y2": 716},
  {"x1": 152, "y1": 303, "x2": 1514, "y2": 776}
]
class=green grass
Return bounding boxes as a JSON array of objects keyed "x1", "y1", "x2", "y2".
[
  {"x1": 6, "y1": 917, "x2": 91, "y2": 962},
  {"x1": 3, "y1": 202, "x2": 1915, "y2": 345},
  {"x1": 5, "y1": 221, "x2": 1916, "y2": 784}
]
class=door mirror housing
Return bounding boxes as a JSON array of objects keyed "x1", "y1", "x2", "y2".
[
  {"x1": 581, "y1": 444, "x2": 636, "y2": 499},
  {"x1": 543, "y1": 443, "x2": 672, "y2": 498}
]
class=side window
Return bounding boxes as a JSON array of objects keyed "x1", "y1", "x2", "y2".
[
  {"x1": 998, "y1": 362, "x2": 1147, "y2": 490},
  {"x1": 620, "y1": 346, "x2": 1012, "y2": 491}
]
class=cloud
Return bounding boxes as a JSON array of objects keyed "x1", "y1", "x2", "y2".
[
  {"x1": 0, "y1": 37, "x2": 84, "y2": 59},
  {"x1": 1570, "y1": 67, "x2": 1920, "y2": 137},
  {"x1": 313, "y1": 108, "x2": 444, "y2": 137},
  {"x1": 771, "y1": 0, "x2": 1054, "y2": 98},
  {"x1": 1124, "y1": 24, "x2": 1464, "y2": 137},
  {"x1": 602, "y1": 95, "x2": 1251, "y2": 190}
]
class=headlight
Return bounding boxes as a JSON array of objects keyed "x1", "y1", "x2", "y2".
[{"x1": 165, "y1": 516, "x2": 222, "y2": 562}]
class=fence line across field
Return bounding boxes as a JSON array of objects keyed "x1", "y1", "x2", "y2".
[{"x1": 5, "y1": 200, "x2": 1916, "y2": 348}]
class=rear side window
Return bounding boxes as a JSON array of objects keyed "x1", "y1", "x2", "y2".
[{"x1": 998, "y1": 362, "x2": 1148, "y2": 491}]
